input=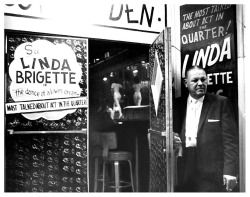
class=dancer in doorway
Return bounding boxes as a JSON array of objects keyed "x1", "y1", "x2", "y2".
[
  {"x1": 133, "y1": 76, "x2": 142, "y2": 106},
  {"x1": 111, "y1": 78, "x2": 123, "y2": 119}
]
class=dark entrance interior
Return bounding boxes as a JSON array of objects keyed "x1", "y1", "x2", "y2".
[{"x1": 88, "y1": 38, "x2": 150, "y2": 192}]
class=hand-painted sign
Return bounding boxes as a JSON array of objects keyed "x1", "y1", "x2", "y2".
[
  {"x1": 180, "y1": 5, "x2": 237, "y2": 113},
  {"x1": 6, "y1": 38, "x2": 86, "y2": 121},
  {"x1": 107, "y1": 4, "x2": 166, "y2": 31},
  {"x1": 6, "y1": 97, "x2": 87, "y2": 119}
]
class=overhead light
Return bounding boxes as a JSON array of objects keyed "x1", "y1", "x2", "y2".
[
  {"x1": 105, "y1": 52, "x2": 110, "y2": 58},
  {"x1": 103, "y1": 77, "x2": 107, "y2": 81},
  {"x1": 94, "y1": 58, "x2": 100, "y2": 63},
  {"x1": 133, "y1": 69, "x2": 138, "y2": 74},
  {"x1": 110, "y1": 72, "x2": 114, "y2": 77}
]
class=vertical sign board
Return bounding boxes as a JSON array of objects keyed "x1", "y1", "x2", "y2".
[
  {"x1": 4, "y1": 31, "x2": 88, "y2": 192},
  {"x1": 180, "y1": 5, "x2": 238, "y2": 117}
]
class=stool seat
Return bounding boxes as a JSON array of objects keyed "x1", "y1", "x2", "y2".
[
  {"x1": 93, "y1": 146, "x2": 103, "y2": 157},
  {"x1": 107, "y1": 151, "x2": 132, "y2": 161}
]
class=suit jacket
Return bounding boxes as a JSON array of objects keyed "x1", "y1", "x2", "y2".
[{"x1": 173, "y1": 93, "x2": 239, "y2": 189}]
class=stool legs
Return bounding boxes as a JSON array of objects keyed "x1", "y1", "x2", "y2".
[
  {"x1": 128, "y1": 160, "x2": 135, "y2": 192},
  {"x1": 102, "y1": 160, "x2": 134, "y2": 192},
  {"x1": 102, "y1": 161, "x2": 106, "y2": 192},
  {"x1": 114, "y1": 161, "x2": 120, "y2": 192},
  {"x1": 94, "y1": 158, "x2": 99, "y2": 192}
]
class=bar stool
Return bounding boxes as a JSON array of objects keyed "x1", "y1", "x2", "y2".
[
  {"x1": 103, "y1": 150, "x2": 134, "y2": 192},
  {"x1": 93, "y1": 146, "x2": 104, "y2": 192},
  {"x1": 93, "y1": 132, "x2": 135, "y2": 192}
]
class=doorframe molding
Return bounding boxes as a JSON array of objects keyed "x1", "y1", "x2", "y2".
[{"x1": 236, "y1": 4, "x2": 246, "y2": 193}]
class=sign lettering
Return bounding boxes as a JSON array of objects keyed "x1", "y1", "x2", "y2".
[
  {"x1": 180, "y1": 4, "x2": 237, "y2": 114},
  {"x1": 109, "y1": 4, "x2": 164, "y2": 29},
  {"x1": 7, "y1": 39, "x2": 83, "y2": 120}
]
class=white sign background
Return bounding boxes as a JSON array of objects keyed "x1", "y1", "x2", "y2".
[{"x1": 7, "y1": 39, "x2": 83, "y2": 120}]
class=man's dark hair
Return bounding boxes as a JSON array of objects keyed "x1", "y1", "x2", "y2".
[{"x1": 185, "y1": 65, "x2": 207, "y2": 78}]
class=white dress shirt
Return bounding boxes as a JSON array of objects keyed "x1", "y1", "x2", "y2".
[{"x1": 185, "y1": 95, "x2": 204, "y2": 147}]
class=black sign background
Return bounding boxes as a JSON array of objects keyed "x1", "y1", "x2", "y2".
[{"x1": 180, "y1": 4, "x2": 238, "y2": 118}]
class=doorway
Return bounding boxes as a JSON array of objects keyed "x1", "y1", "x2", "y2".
[{"x1": 88, "y1": 39, "x2": 150, "y2": 192}]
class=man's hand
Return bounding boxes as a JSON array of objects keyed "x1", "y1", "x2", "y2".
[
  {"x1": 173, "y1": 133, "x2": 182, "y2": 149},
  {"x1": 223, "y1": 175, "x2": 237, "y2": 192}
]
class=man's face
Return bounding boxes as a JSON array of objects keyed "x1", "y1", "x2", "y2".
[{"x1": 184, "y1": 68, "x2": 207, "y2": 99}]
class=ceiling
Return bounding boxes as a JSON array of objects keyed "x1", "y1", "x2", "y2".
[{"x1": 88, "y1": 39, "x2": 149, "y2": 68}]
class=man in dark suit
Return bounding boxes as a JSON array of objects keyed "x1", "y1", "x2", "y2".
[{"x1": 173, "y1": 66, "x2": 239, "y2": 192}]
